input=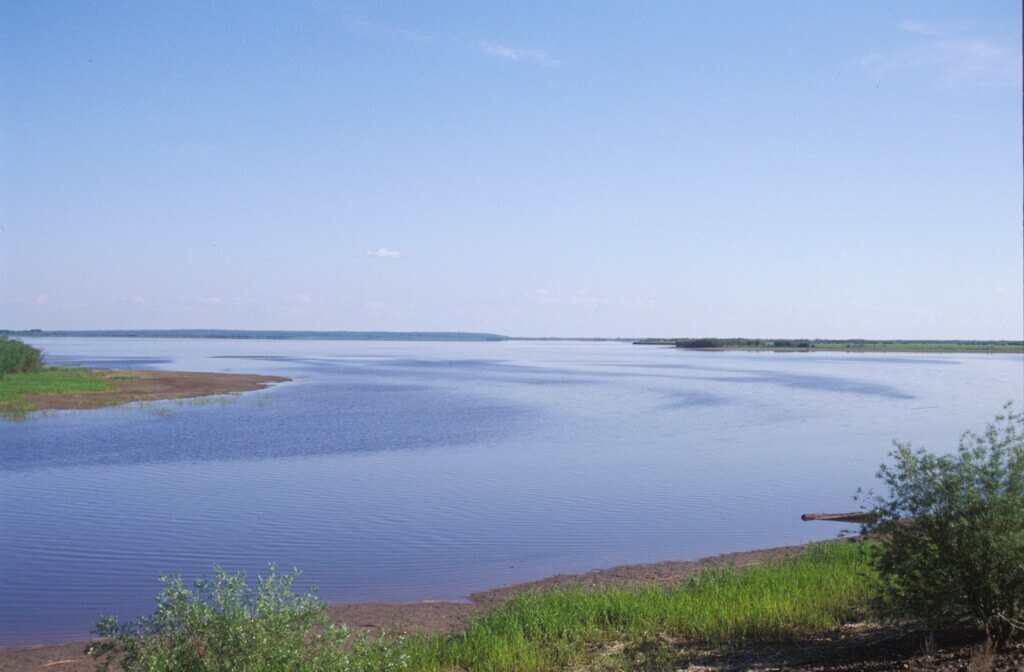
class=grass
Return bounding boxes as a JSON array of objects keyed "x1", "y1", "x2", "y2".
[
  {"x1": 391, "y1": 542, "x2": 874, "y2": 671},
  {"x1": 98, "y1": 542, "x2": 875, "y2": 672},
  {"x1": 0, "y1": 367, "x2": 116, "y2": 418}
]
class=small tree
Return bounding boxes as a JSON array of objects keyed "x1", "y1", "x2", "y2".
[
  {"x1": 0, "y1": 336, "x2": 43, "y2": 376},
  {"x1": 864, "y1": 404, "x2": 1024, "y2": 648}
]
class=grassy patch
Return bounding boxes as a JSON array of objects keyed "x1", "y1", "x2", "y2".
[
  {"x1": 0, "y1": 367, "x2": 115, "y2": 418},
  {"x1": 393, "y1": 542, "x2": 874, "y2": 671}
]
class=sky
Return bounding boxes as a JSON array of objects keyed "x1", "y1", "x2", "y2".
[{"x1": 1, "y1": 1, "x2": 1021, "y2": 338}]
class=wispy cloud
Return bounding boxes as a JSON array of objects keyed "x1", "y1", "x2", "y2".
[
  {"x1": 860, "y1": 22, "x2": 1018, "y2": 87},
  {"x1": 480, "y1": 41, "x2": 562, "y2": 67},
  {"x1": 363, "y1": 247, "x2": 402, "y2": 259}
]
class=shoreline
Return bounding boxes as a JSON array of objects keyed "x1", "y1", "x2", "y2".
[
  {"x1": 0, "y1": 540, "x2": 831, "y2": 669},
  {"x1": 1, "y1": 368, "x2": 290, "y2": 417}
]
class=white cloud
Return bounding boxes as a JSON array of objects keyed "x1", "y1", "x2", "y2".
[
  {"x1": 860, "y1": 23, "x2": 1018, "y2": 87},
  {"x1": 198, "y1": 297, "x2": 222, "y2": 306},
  {"x1": 129, "y1": 295, "x2": 146, "y2": 305},
  {"x1": 363, "y1": 247, "x2": 402, "y2": 259},
  {"x1": 480, "y1": 41, "x2": 562, "y2": 66},
  {"x1": 289, "y1": 293, "x2": 312, "y2": 305}
]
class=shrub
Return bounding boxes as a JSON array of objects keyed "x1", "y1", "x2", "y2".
[
  {"x1": 91, "y1": 566, "x2": 391, "y2": 672},
  {"x1": 0, "y1": 336, "x2": 43, "y2": 376},
  {"x1": 863, "y1": 404, "x2": 1024, "y2": 647}
]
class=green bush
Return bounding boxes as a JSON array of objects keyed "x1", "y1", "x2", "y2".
[
  {"x1": 864, "y1": 404, "x2": 1024, "y2": 647},
  {"x1": 91, "y1": 566, "x2": 402, "y2": 672},
  {"x1": 0, "y1": 336, "x2": 43, "y2": 376}
]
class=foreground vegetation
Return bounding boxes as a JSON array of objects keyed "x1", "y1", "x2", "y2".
[
  {"x1": 865, "y1": 403, "x2": 1024, "y2": 648},
  {"x1": 634, "y1": 337, "x2": 1024, "y2": 353},
  {"x1": 95, "y1": 543, "x2": 872, "y2": 672}
]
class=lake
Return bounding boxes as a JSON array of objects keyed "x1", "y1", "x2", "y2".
[{"x1": 1, "y1": 338, "x2": 1021, "y2": 644}]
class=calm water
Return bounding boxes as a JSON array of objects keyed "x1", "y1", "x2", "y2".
[{"x1": 2, "y1": 338, "x2": 1021, "y2": 644}]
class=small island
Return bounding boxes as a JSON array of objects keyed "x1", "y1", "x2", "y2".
[{"x1": 0, "y1": 337, "x2": 287, "y2": 418}]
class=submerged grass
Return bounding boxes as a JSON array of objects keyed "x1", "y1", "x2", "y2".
[
  {"x1": 0, "y1": 367, "x2": 115, "y2": 418},
  {"x1": 100, "y1": 542, "x2": 874, "y2": 672}
]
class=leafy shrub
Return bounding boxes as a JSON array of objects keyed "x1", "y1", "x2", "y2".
[
  {"x1": 92, "y1": 566, "x2": 404, "y2": 672},
  {"x1": 0, "y1": 336, "x2": 43, "y2": 376},
  {"x1": 863, "y1": 404, "x2": 1024, "y2": 647}
]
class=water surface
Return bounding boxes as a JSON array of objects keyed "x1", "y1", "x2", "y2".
[{"x1": 2, "y1": 338, "x2": 1021, "y2": 643}]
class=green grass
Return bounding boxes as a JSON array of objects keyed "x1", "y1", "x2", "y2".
[
  {"x1": 0, "y1": 367, "x2": 114, "y2": 418},
  {"x1": 97, "y1": 542, "x2": 875, "y2": 672},
  {"x1": 389, "y1": 542, "x2": 873, "y2": 671},
  {"x1": 97, "y1": 543, "x2": 874, "y2": 672}
]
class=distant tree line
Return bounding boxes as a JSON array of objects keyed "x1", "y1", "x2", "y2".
[
  {"x1": 668, "y1": 338, "x2": 1023, "y2": 350},
  {"x1": 674, "y1": 338, "x2": 812, "y2": 349}
]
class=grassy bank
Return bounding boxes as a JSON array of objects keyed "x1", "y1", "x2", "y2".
[
  {"x1": 394, "y1": 542, "x2": 872, "y2": 671},
  {"x1": 0, "y1": 367, "x2": 116, "y2": 418},
  {"x1": 98, "y1": 542, "x2": 874, "y2": 672}
]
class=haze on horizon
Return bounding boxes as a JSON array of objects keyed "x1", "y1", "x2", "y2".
[{"x1": 2, "y1": 1, "x2": 1021, "y2": 339}]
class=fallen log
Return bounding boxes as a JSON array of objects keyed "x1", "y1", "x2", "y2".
[{"x1": 801, "y1": 511, "x2": 879, "y2": 524}]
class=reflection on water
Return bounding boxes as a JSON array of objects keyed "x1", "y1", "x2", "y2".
[{"x1": 1, "y1": 338, "x2": 1021, "y2": 643}]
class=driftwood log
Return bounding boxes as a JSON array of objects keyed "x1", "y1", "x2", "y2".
[{"x1": 801, "y1": 511, "x2": 880, "y2": 524}]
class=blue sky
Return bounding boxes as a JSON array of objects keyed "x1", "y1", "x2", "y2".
[{"x1": 2, "y1": 1, "x2": 1021, "y2": 338}]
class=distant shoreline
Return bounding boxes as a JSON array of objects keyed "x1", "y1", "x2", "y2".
[
  {"x1": 634, "y1": 338, "x2": 1024, "y2": 354},
  {"x1": 3, "y1": 330, "x2": 1022, "y2": 351}
]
